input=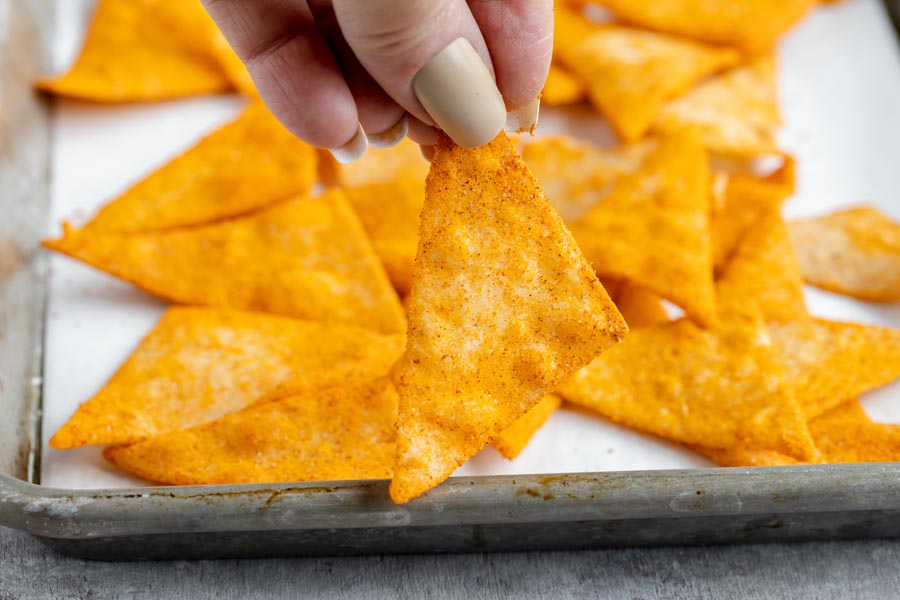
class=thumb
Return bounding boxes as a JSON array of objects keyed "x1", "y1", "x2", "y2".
[{"x1": 332, "y1": 0, "x2": 507, "y2": 148}]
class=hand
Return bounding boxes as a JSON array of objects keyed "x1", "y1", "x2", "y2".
[{"x1": 202, "y1": 0, "x2": 553, "y2": 162}]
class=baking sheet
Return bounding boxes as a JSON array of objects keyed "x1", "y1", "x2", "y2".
[{"x1": 40, "y1": 0, "x2": 900, "y2": 489}]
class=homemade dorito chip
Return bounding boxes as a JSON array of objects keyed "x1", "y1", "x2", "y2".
[
  {"x1": 592, "y1": 0, "x2": 817, "y2": 53},
  {"x1": 567, "y1": 27, "x2": 739, "y2": 142},
  {"x1": 542, "y1": 65, "x2": 587, "y2": 106},
  {"x1": 653, "y1": 58, "x2": 781, "y2": 157},
  {"x1": 391, "y1": 132, "x2": 627, "y2": 504},
  {"x1": 808, "y1": 400, "x2": 900, "y2": 464},
  {"x1": 37, "y1": 0, "x2": 230, "y2": 101},
  {"x1": 50, "y1": 307, "x2": 405, "y2": 449},
  {"x1": 104, "y1": 377, "x2": 398, "y2": 485},
  {"x1": 345, "y1": 173, "x2": 424, "y2": 296},
  {"x1": 790, "y1": 206, "x2": 900, "y2": 302},
  {"x1": 492, "y1": 395, "x2": 564, "y2": 460},
  {"x1": 569, "y1": 130, "x2": 716, "y2": 326},
  {"x1": 45, "y1": 191, "x2": 406, "y2": 334},
  {"x1": 80, "y1": 103, "x2": 317, "y2": 234},
  {"x1": 520, "y1": 135, "x2": 652, "y2": 224}
]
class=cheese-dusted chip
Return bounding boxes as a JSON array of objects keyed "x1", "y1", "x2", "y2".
[
  {"x1": 391, "y1": 132, "x2": 627, "y2": 504},
  {"x1": 37, "y1": 0, "x2": 230, "y2": 101},
  {"x1": 521, "y1": 136, "x2": 651, "y2": 224},
  {"x1": 770, "y1": 318, "x2": 900, "y2": 419},
  {"x1": 719, "y1": 211, "x2": 807, "y2": 324},
  {"x1": 611, "y1": 283, "x2": 671, "y2": 328},
  {"x1": 559, "y1": 300, "x2": 814, "y2": 458},
  {"x1": 207, "y1": 25, "x2": 257, "y2": 97},
  {"x1": 80, "y1": 103, "x2": 316, "y2": 234},
  {"x1": 591, "y1": 0, "x2": 817, "y2": 53},
  {"x1": 790, "y1": 206, "x2": 900, "y2": 302},
  {"x1": 808, "y1": 400, "x2": 900, "y2": 463},
  {"x1": 492, "y1": 395, "x2": 564, "y2": 460},
  {"x1": 104, "y1": 377, "x2": 398, "y2": 485},
  {"x1": 567, "y1": 27, "x2": 739, "y2": 141},
  {"x1": 570, "y1": 130, "x2": 716, "y2": 326},
  {"x1": 654, "y1": 58, "x2": 781, "y2": 157},
  {"x1": 542, "y1": 65, "x2": 587, "y2": 106},
  {"x1": 338, "y1": 138, "x2": 429, "y2": 188},
  {"x1": 345, "y1": 173, "x2": 424, "y2": 295},
  {"x1": 44, "y1": 191, "x2": 406, "y2": 334},
  {"x1": 554, "y1": 3, "x2": 604, "y2": 65},
  {"x1": 711, "y1": 157, "x2": 796, "y2": 270},
  {"x1": 50, "y1": 307, "x2": 405, "y2": 449}
]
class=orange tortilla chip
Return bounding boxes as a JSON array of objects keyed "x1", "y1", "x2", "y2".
[
  {"x1": 567, "y1": 27, "x2": 739, "y2": 141},
  {"x1": 337, "y1": 138, "x2": 430, "y2": 188},
  {"x1": 610, "y1": 282, "x2": 671, "y2": 328},
  {"x1": 80, "y1": 103, "x2": 317, "y2": 234},
  {"x1": 345, "y1": 173, "x2": 424, "y2": 296},
  {"x1": 591, "y1": 0, "x2": 817, "y2": 53},
  {"x1": 50, "y1": 307, "x2": 405, "y2": 449},
  {"x1": 391, "y1": 132, "x2": 627, "y2": 504},
  {"x1": 718, "y1": 211, "x2": 808, "y2": 324},
  {"x1": 37, "y1": 0, "x2": 230, "y2": 101},
  {"x1": 542, "y1": 65, "x2": 587, "y2": 106},
  {"x1": 790, "y1": 206, "x2": 900, "y2": 302},
  {"x1": 808, "y1": 399, "x2": 900, "y2": 463},
  {"x1": 520, "y1": 135, "x2": 652, "y2": 224},
  {"x1": 492, "y1": 395, "x2": 564, "y2": 460},
  {"x1": 44, "y1": 191, "x2": 406, "y2": 334},
  {"x1": 104, "y1": 377, "x2": 398, "y2": 485},
  {"x1": 654, "y1": 58, "x2": 781, "y2": 157},
  {"x1": 554, "y1": 3, "x2": 605, "y2": 64},
  {"x1": 770, "y1": 318, "x2": 900, "y2": 419},
  {"x1": 570, "y1": 129, "x2": 716, "y2": 326},
  {"x1": 711, "y1": 156, "x2": 796, "y2": 270}
]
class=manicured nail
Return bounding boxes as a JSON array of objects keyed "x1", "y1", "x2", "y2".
[
  {"x1": 420, "y1": 145, "x2": 435, "y2": 162},
  {"x1": 506, "y1": 97, "x2": 541, "y2": 134},
  {"x1": 413, "y1": 38, "x2": 506, "y2": 148},
  {"x1": 329, "y1": 123, "x2": 368, "y2": 164},
  {"x1": 368, "y1": 114, "x2": 409, "y2": 149}
]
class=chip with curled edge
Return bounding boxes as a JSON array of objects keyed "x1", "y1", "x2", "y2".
[
  {"x1": 37, "y1": 0, "x2": 230, "y2": 101},
  {"x1": 103, "y1": 377, "x2": 398, "y2": 485},
  {"x1": 790, "y1": 206, "x2": 900, "y2": 302},
  {"x1": 50, "y1": 307, "x2": 405, "y2": 449},
  {"x1": 44, "y1": 190, "x2": 406, "y2": 334},
  {"x1": 390, "y1": 132, "x2": 627, "y2": 504},
  {"x1": 491, "y1": 395, "x2": 564, "y2": 460}
]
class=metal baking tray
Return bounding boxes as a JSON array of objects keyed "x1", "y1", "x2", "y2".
[{"x1": 4, "y1": 0, "x2": 900, "y2": 561}]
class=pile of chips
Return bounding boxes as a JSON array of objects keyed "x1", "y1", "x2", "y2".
[{"x1": 41, "y1": 0, "x2": 900, "y2": 504}]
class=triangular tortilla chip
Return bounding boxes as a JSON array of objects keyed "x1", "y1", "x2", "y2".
[
  {"x1": 770, "y1": 318, "x2": 900, "y2": 419},
  {"x1": 79, "y1": 103, "x2": 317, "y2": 234},
  {"x1": 44, "y1": 191, "x2": 406, "y2": 334},
  {"x1": 569, "y1": 130, "x2": 716, "y2": 326},
  {"x1": 711, "y1": 156, "x2": 796, "y2": 270},
  {"x1": 611, "y1": 282, "x2": 671, "y2": 329},
  {"x1": 542, "y1": 65, "x2": 587, "y2": 106},
  {"x1": 592, "y1": 0, "x2": 817, "y2": 53},
  {"x1": 653, "y1": 58, "x2": 781, "y2": 157},
  {"x1": 554, "y1": 3, "x2": 605, "y2": 65},
  {"x1": 566, "y1": 27, "x2": 739, "y2": 141},
  {"x1": 37, "y1": 0, "x2": 230, "y2": 101},
  {"x1": 520, "y1": 135, "x2": 652, "y2": 224},
  {"x1": 491, "y1": 394, "x2": 564, "y2": 460},
  {"x1": 717, "y1": 211, "x2": 808, "y2": 324},
  {"x1": 345, "y1": 173, "x2": 424, "y2": 296},
  {"x1": 391, "y1": 132, "x2": 627, "y2": 504},
  {"x1": 50, "y1": 307, "x2": 405, "y2": 449},
  {"x1": 104, "y1": 377, "x2": 398, "y2": 485},
  {"x1": 790, "y1": 206, "x2": 900, "y2": 302}
]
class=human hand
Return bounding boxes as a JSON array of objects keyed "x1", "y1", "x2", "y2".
[{"x1": 202, "y1": 0, "x2": 553, "y2": 162}]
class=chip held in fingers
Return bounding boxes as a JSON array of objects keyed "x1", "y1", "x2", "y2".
[
  {"x1": 390, "y1": 132, "x2": 627, "y2": 504},
  {"x1": 44, "y1": 190, "x2": 406, "y2": 334},
  {"x1": 49, "y1": 307, "x2": 405, "y2": 449}
]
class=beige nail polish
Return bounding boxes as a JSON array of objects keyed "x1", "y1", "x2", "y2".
[
  {"x1": 368, "y1": 114, "x2": 409, "y2": 150},
  {"x1": 413, "y1": 38, "x2": 506, "y2": 148},
  {"x1": 329, "y1": 123, "x2": 368, "y2": 164},
  {"x1": 506, "y1": 97, "x2": 541, "y2": 134}
]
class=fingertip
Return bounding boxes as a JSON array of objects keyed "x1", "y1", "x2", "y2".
[{"x1": 407, "y1": 116, "x2": 438, "y2": 147}]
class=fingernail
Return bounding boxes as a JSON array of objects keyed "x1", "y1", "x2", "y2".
[
  {"x1": 506, "y1": 97, "x2": 541, "y2": 134},
  {"x1": 368, "y1": 114, "x2": 409, "y2": 149},
  {"x1": 329, "y1": 123, "x2": 368, "y2": 164},
  {"x1": 413, "y1": 38, "x2": 506, "y2": 148},
  {"x1": 420, "y1": 145, "x2": 435, "y2": 162}
]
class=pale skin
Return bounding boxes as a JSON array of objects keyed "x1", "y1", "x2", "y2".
[{"x1": 202, "y1": 0, "x2": 554, "y2": 150}]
